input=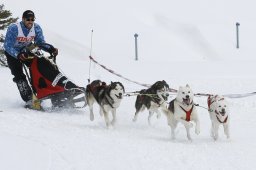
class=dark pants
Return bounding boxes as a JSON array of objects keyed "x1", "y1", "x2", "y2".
[{"x1": 5, "y1": 51, "x2": 32, "y2": 102}]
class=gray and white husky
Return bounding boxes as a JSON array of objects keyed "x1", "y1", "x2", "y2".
[
  {"x1": 207, "y1": 95, "x2": 230, "y2": 140},
  {"x1": 133, "y1": 80, "x2": 169, "y2": 125},
  {"x1": 164, "y1": 84, "x2": 200, "y2": 141},
  {"x1": 86, "y1": 80, "x2": 125, "y2": 128}
]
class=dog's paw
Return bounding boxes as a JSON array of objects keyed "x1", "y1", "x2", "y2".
[
  {"x1": 187, "y1": 122, "x2": 193, "y2": 128},
  {"x1": 90, "y1": 113, "x2": 94, "y2": 121},
  {"x1": 213, "y1": 136, "x2": 218, "y2": 141},
  {"x1": 187, "y1": 135, "x2": 192, "y2": 141},
  {"x1": 195, "y1": 129, "x2": 200, "y2": 135},
  {"x1": 107, "y1": 124, "x2": 114, "y2": 129},
  {"x1": 100, "y1": 111, "x2": 103, "y2": 117},
  {"x1": 106, "y1": 122, "x2": 112, "y2": 129},
  {"x1": 195, "y1": 125, "x2": 200, "y2": 134},
  {"x1": 171, "y1": 134, "x2": 176, "y2": 140},
  {"x1": 211, "y1": 133, "x2": 216, "y2": 140},
  {"x1": 111, "y1": 120, "x2": 116, "y2": 126},
  {"x1": 157, "y1": 113, "x2": 161, "y2": 119}
]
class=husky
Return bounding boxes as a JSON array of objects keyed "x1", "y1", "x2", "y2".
[
  {"x1": 164, "y1": 84, "x2": 200, "y2": 141},
  {"x1": 132, "y1": 80, "x2": 169, "y2": 125},
  {"x1": 86, "y1": 80, "x2": 125, "y2": 128},
  {"x1": 207, "y1": 95, "x2": 230, "y2": 140}
]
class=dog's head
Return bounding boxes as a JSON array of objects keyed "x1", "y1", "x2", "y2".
[
  {"x1": 109, "y1": 81, "x2": 125, "y2": 100},
  {"x1": 151, "y1": 80, "x2": 169, "y2": 101},
  {"x1": 176, "y1": 84, "x2": 194, "y2": 105},
  {"x1": 210, "y1": 95, "x2": 229, "y2": 117}
]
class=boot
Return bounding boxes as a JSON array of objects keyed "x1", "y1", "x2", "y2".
[{"x1": 16, "y1": 79, "x2": 33, "y2": 102}]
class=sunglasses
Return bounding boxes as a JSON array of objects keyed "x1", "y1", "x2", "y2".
[{"x1": 25, "y1": 18, "x2": 35, "y2": 22}]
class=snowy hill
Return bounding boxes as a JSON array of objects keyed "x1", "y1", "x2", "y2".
[{"x1": 1, "y1": 0, "x2": 256, "y2": 170}]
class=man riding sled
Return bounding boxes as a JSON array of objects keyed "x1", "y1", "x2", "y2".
[{"x1": 4, "y1": 10, "x2": 86, "y2": 110}]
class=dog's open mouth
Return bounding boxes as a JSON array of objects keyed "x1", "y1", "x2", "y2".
[
  {"x1": 219, "y1": 110, "x2": 226, "y2": 116},
  {"x1": 183, "y1": 98, "x2": 190, "y2": 105},
  {"x1": 162, "y1": 94, "x2": 168, "y2": 101},
  {"x1": 115, "y1": 94, "x2": 123, "y2": 99}
]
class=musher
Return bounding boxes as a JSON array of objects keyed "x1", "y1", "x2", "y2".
[{"x1": 4, "y1": 10, "x2": 58, "y2": 107}]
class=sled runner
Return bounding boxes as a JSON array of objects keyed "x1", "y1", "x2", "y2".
[{"x1": 22, "y1": 43, "x2": 87, "y2": 110}]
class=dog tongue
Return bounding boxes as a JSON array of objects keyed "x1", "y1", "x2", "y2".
[
  {"x1": 186, "y1": 99, "x2": 190, "y2": 105},
  {"x1": 183, "y1": 98, "x2": 190, "y2": 105}
]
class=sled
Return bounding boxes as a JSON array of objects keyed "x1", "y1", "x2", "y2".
[{"x1": 22, "y1": 43, "x2": 87, "y2": 111}]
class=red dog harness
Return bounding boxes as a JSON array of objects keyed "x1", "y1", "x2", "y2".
[
  {"x1": 180, "y1": 105, "x2": 194, "y2": 122},
  {"x1": 208, "y1": 95, "x2": 228, "y2": 123},
  {"x1": 216, "y1": 114, "x2": 228, "y2": 123}
]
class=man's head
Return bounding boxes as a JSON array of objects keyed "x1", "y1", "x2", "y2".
[{"x1": 22, "y1": 10, "x2": 35, "y2": 29}]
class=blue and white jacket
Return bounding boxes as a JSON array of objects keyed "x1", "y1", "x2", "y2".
[{"x1": 4, "y1": 21, "x2": 46, "y2": 59}]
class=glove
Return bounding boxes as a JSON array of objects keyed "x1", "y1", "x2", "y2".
[
  {"x1": 17, "y1": 52, "x2": 29, "y2": 61},
  {"x1": 48, "y1": 47, "x2": 58, "y2": 57},
  {"x1": 52, "y1": 48, "x2": 58, "y2": 57}
]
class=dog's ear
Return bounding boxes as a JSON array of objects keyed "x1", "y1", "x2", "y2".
[
  {"x1": 120, "y1": 83, "x2": 125, "y2": 92},
  {"x1": 179, "y1": 86, "x2": 182, "y2": 91},
  {"x1": 117, "y1": 82, "x2": 125, "y2": 92},
  {"x1": 151, "y1": 81, "x2": 158, "y2": 88},
  {"x1": 162, "y1": 80, "x2": 169, "y2": 86},
  {"x1": 186, "y1": 84, "x2": 190, "y2": 88}
]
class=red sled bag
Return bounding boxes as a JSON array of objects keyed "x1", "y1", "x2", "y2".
[
  {"x1": 23, "y1": 43, "x2": 87, "y2": 109},
  {"x1": 30, "y1": 57, "x2": 65, "y2": 99}
]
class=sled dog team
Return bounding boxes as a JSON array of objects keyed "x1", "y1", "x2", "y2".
[{"x1": 86, "y1": 80, "x2": 230, "y2": 141}]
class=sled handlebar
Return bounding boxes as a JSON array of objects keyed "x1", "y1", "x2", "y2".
[
  {"x1": 21, "y1": 42, "x2": 57, "y2": 63},
  {"x1": 36, "y1": 43, "x2": 57, "y2": 63}
]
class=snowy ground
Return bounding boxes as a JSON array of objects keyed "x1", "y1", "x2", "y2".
[
  {"x1": 1, "y1": 59, "x2": 256, "y2": 170},
  {"x1": 1, "y1": 0, "x2": 256, "y2": 170}
]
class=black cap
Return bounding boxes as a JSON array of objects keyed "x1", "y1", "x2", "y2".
[{"x1": 22, "y1": 10, "x2": 35, "y2": 19}]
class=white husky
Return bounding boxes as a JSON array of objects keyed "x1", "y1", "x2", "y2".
[
  {"x1": 164, "y1": 85, "x2": 200, "y2": 140},
  {"x1": 207, "y1": 95, "x2": 230, "y2": 140}
]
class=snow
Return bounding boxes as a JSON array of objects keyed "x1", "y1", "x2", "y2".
[{"x1": 1, "y1": 0, "x2": 256, "y2": 169}]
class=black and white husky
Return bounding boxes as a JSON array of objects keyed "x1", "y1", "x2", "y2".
[
  {"x1": 132, "y1": 80, "x2": 169, "y2": 125},
  {"x1": 86, "y1": 80, "x2": 125, "y2": 128}
]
